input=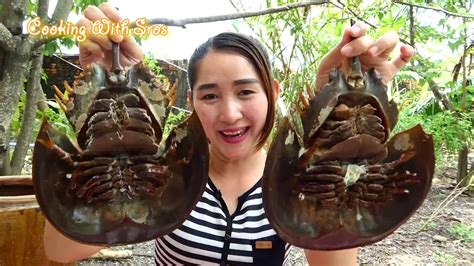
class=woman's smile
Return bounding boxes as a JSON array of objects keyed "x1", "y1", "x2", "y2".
[{"x1": 219, "y1": 126, "x2": 250, "y2": 144}]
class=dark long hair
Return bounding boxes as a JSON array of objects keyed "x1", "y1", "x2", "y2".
[{"x1": 187, "y1": 32, "x2": 275, "y2": 150}]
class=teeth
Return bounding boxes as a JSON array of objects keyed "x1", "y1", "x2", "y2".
[{"x1": 222, "y1": 128, "x2": 246, "y2": 136}]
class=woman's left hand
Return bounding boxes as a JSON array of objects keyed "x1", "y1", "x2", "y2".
[{"x1": 316, "y1": 21, "x2": 415, "y2": 90}]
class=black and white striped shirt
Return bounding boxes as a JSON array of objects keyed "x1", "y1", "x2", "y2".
[{"x1": 154, "y1": 179, "x2": 289, "y2": 265}]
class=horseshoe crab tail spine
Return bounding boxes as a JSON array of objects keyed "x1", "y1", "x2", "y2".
[
  {"x1": 107, "y1": 42, "x2": 128, "y2": 86},
  {"x1": 112, "y1": 42, "x2": 123, "y2": 74},
  {"x1": 347, "y1": 20, "x2": 364, "y2": 90}
]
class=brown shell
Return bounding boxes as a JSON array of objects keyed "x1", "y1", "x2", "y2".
[
  {"x1": 33, "y1": 61, "x2": 208, "y2": 245},
  {"x1": 263, "y1": 67, "x2": 435, "y2": 250},
  {"x1": 302, "y1": 68, "x2": 398, "y2": 146}
]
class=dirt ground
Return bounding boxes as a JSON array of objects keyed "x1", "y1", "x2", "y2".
[
  {"x1": 358, "y1": 183, "x2": 473, "y2": 265},
  {"x1": 77, "y1": 160, "x2": 474, "y2": 265}
]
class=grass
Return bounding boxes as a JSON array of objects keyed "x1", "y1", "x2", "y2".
[
  {"x1": 448, "y1": 223, "x2": 474, "y2": 243},
  {"x1": 434, "y1": 251, "x2": 455, "y2": 265}
]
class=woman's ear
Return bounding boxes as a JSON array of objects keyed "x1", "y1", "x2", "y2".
[
  {"x1": 187, "y1": 89, "x2": 194, "y2": 109},
  {"x1": 272, "y1": 79, "x2": 280, "y2": 103}
]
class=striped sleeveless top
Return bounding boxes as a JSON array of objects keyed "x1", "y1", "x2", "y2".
[{"x1": 154, "y1": 179, "x2": 290, "y2": 265}]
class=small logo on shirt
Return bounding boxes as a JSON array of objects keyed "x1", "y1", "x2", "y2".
[{"x1": 255, "y1": 240, "x2": 272, "y2": 249}]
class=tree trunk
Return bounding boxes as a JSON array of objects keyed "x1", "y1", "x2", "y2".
[
  {"x1": 0, "y1": 0, "x2": 31, "y2": 175},
  {"x1": 37, "y1": 90, "x2": 49, "y2": 112},
  {"x1": 456, "y1": 18, "x2": 470, "y2": 188},
  {"x1": 10, "y1": 0, "x2": 49, "y2": 174},
  {"x1": 0, "y1": 0, "x2": 28, "y2": 36},
  {"x1": 10, "y1": 48, "x2": 45, "y2": 174},
  {"x1": 0, "y1": 0, "x2": 73, "y2": 175},
  {"x1": 0, "y1": 44, "x2": 30, "y2": 175},
  {"x1": 457, "y1": 146, "x2": 469, "y2": 186}
]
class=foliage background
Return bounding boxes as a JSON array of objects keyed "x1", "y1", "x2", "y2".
[
  {"x1": 231, "y1": 0, "x2": 473, "y2": 173},
  {"x1": 6, "y1": 0, "x2": 473, "y2": 180}
]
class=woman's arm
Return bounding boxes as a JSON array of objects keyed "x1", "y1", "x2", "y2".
[
  {"x1": 305, "y1": 248, "x2": 358, "y2": 266},
  {"x1": 43, "y1": 221, "x2": 105, "y2": 263}
]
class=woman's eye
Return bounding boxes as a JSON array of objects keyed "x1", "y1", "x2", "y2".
[
  {"x1": 202, "y1": 94, "x2": 217, "y2": 100},
  {"x1": 239, "y1": 90, "x2": 255, "y2": 96}
]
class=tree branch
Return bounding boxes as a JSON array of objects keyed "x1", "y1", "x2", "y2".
[
  {"x1": 141, "y1": 0, "x2": 330, "y2": 27},
  {"x1": 394, "y1": 1, "x2": 474, "y2": 19},
  {"x1": 427, "y1": 79, "x2": 456, "y2": 112},
  {"x1": 32, "y1": 0, "x2": 74, "y2": 47},
  {"x1": 333, "y1": 0, "x2": 378, "y2": 29},
  {"x1": 333, "y1": 0, "x2": 411, "y2": 45},
  {"x1": 409, "y1": 5, "x2": 415, "y2": 47},
  {"x1": 50, "y1": 0, "x2": 73, "y2": 22},
  {"x1": 0, "y1": 23, "x2": 15, "y2": 52},
  {"x1": 38, "y1": 0, "x2": 49, "y2": 20},
  {"x1": 228, "y1": 0, "x2": 276, "y2": 59}
]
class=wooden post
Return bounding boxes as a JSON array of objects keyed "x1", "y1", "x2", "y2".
[{"x1": 0, "y1": 175, "x2": 74, "y2": 266}]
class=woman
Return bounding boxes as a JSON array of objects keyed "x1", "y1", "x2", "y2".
[{"x1": 44, "y1": 3, "x2": 414, "y2": 265}]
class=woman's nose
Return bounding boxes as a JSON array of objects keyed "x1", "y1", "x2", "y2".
[{"x1": 219, "y1": 100, "x2": 243, "y2": 124}]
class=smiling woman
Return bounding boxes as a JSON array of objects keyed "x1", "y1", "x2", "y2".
[
  {"x1": 151, "y1": 33, "x2": 287, "y2": 264},
  {"x1": 187, "y1": 33, "x2": 277, "y2": 151}
]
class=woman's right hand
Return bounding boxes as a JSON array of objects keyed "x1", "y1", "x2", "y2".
[
  {"x1": 77, "y1": 3, "x2": 143, "y2": 69},
  {"x1": 316, "y1": 21, "x2": 414, "y2": 90}
]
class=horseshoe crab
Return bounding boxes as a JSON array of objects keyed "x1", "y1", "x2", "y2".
[
  {"x1": 33, "y1": 43, "x2": 208, "y2": 245},
  {"x1": 263, "y1": 56, "x2": 435, "y2": 250}
]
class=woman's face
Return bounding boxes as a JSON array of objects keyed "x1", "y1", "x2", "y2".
[{"x1": 191, "y1": 50, "x2": 269, "y2": 161}]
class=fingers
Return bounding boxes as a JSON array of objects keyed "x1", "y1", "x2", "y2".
[
  {"x1": 78, "y1": 4, "x2": 144, "y2": 68},
  {"x1": 349, "y1": 21, "x2": 369, "y2": 39},
  {"x1": 120, "y1": 35, "x2": 144, "y2": 64},
  {"x1": 81, "y1": 3, "x2": 126, "y2": 46},
  {"x1": 83, "y1": 5, "x2": 117, "y2": 48},
  {"x1": 400, "y1": 44, "x2": 415, "y2": 62},
  {"x1": 391, "y1": 44, "x2": 415, "y2": 70},
  {"x1": 341, "y1": 25, "x2": 400, "y2": 60},
  {"x1": 340, "y1": 22, "x2": 373, "y2": 57},
  {"x1": 98, "y1": 3, "x2": 123, "y2": 23},
  {"x1": 318, "y1": 21, "x2": 412, "y2": 88},
  {"x1": 322, "y1": 20, "x2": 413, "y2": 85},
  {"x1": 98, "y1": 3, "x2": 124, "y2": 43},
  {"x1": 318, "y1": 21, "x2": 371, "y2": 83},
  {"x1": 368, "y1": 31, "x2": 398, "y2": 58},
  {"x1": 79, "y1": 39, "x2": 104, "y2": 67},
  {"x1": 97, "y1": 3, "x2": 142, "y2": 62},
  {"x1": 341, "y1": 35, "x2": 374, "y2": 57},
  {"x1": 77, "y1": 17, "x2": 112, "y2": 51},
  {"x1": 340, "y1": 21, "x2": 369, "y2": 47}
]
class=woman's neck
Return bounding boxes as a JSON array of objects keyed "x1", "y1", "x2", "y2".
[
  {"x1": 208, "y1": 147, "x2": 266, "y2": 195},
  {"x1": 208, "y1": 147, "x2": 267, "y2": 215}
]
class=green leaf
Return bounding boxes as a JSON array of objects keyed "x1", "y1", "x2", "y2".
[{"x1": 44, "y1": 40, "x2": 60, "y2": 56}]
